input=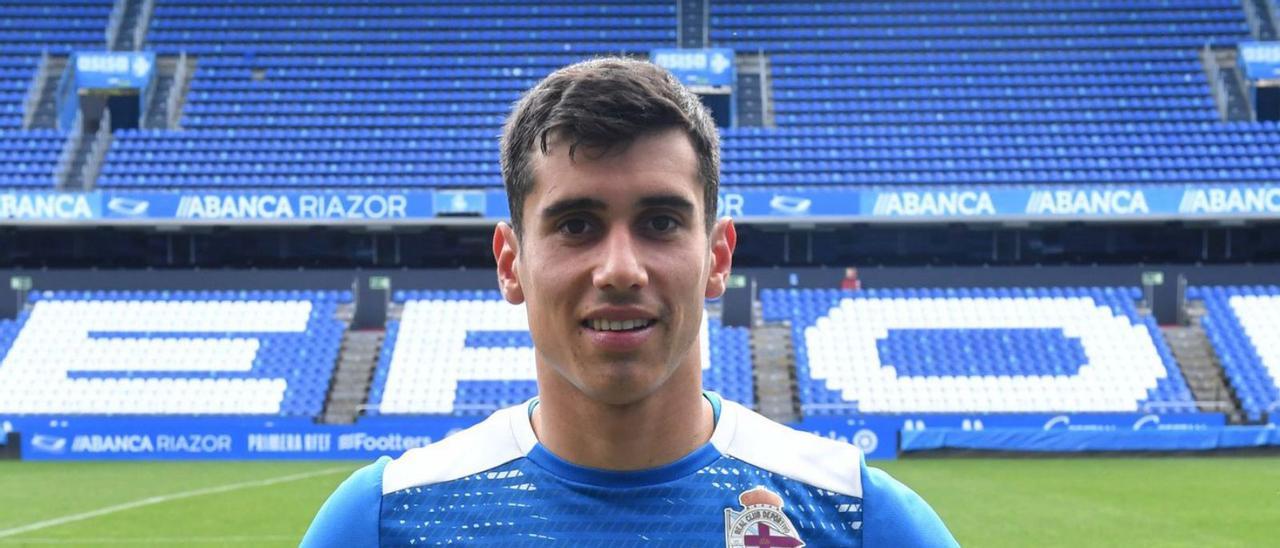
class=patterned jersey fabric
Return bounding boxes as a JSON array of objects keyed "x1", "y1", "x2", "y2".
[{"x1": 303, "y1": 393, "x2": 956, "y2": 547}]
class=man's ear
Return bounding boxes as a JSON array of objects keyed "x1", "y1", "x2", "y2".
[
  {"x1": 493, "y1": 222, "x2": 524, "y2": 304},
  {"x1": 705, "y1": 218, "x2": 737, "y2": 299}
]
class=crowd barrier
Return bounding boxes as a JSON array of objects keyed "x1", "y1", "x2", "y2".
[
  {"x1": 900, "y1": 426, "x2": 1280, "y2": 453},
  {"x1": 1, "y1": 412, "x2": 1232, "y2": 461}
]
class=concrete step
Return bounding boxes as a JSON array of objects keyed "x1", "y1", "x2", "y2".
[
  {"x1": 1162, "y1": 324, "x2": 1247, "y2": 424},
  {"x1": 320, "y1": 327, "x2": 387, "y2": 424}
]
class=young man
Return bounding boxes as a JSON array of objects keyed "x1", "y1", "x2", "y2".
[{"x1": 303, "y1": 58, "x2": 957, "y2": 546}]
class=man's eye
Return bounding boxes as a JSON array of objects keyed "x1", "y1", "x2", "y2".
[
  {"x1": 648, "y1": 215, "x2": 678, "y2": 233},
  {"x1": 560, "y1": 218, "x2": 590, "y2": 235}
]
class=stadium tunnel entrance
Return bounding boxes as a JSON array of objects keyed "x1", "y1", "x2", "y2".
[
  {"x1": 78, "y1": 89, "x2": 140, "y2": 133},
  {"x1": 1256, "y1": 84, "x2": 1280, "y2": 121}
]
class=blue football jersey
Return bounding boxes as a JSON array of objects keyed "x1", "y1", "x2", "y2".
[{"x1": 302, "y1": 394, "x2": 956, "y2": 547}]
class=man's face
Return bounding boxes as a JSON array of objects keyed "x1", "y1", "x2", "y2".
[{"x1": 494, "y1": 128, "x2": 735, "y2": 406}]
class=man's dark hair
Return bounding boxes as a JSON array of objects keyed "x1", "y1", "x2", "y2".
[{"x1": 500, "y1": 57, "x2": 720, "y2": 236}]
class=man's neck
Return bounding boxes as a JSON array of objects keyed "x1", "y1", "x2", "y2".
[{"x1": 531, "y1": 365, "x2": 714, "y2": 471}]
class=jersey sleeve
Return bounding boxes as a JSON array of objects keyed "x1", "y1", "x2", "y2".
[
  {"x1": 300, "y1": 456, "x2": 389, "y2": 548},
  {"x1": 860, "y1": 457, "x2": 959, "y2": 548}
]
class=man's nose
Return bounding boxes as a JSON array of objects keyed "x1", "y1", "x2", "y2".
[{"x1": 592, "y1": 226, "x2": 648, "y2": 292}]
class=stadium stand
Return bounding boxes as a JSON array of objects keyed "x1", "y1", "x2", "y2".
[
  {"x1": 0, "y1": 289, "x2": 347, "y2": 416},
  {"x1": 0, "y1": 0, "x2": 113, "y2": 56},
  {"x1": 1193, "y1": 286, "x2": 1280, "y2": 422},
  {"x1": 0, "y1": 130, "x2": 63, "y2": 188},
  {"x1": 0, "y1": 0, "x2": 1273, "y2": 430},
  {"x1": 762, "y1": 287, "x2": 1195, "y2": 415},
  {"x1": 0, "y1": 311, "x2": 24, "y2": 364},
  {"x1": 367, "y1": 290, "x2": 752, "y2": 415},
  {"x1": 99, "y1": 0, "x2": 675, "y2": 189},
  {"x1": 712, "y1": 0, "x2": 1279, "y2": 187},
  {"x1": 0, "y1": 0, "x2": 114, "y2": 186},
  {"x1": 88, "y1": 0, "x2": 1279, "y2": 190}
]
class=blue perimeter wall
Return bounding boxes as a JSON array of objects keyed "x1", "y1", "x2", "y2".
[{"x1": 1, "y1": 412, "x2": 1243, "y2": 461}]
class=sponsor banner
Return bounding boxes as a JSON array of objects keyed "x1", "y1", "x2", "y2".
[
  {"x1": 101, "y1": 191, "x2": 436, "y2": 221},
  {"x1": 1239, "y1": 41, "x2": 1280, "y2": 80},
  {"x1": 890, "y1": 412, "x2": 1225, "y2": 431},
  {"x1": 7, "y1": 412, "x2": 1225, "y2": 460},
  {"x1": 0, "y1": 192, "x2": 101, "y2": 220},
  {"x1": 790, "y1": 416, "x2": 902, "y2": 460},
  {"x1": 650, "y1": 48, "x2": 735, "y2": 88},
  {"x1": 16, "y1": 416, "x2": 480, "y2": 461},
  {"x1": 73, "y1": 51, "x2": 155, "y2": 89},
  {"x1": 863, "y1": 188, "x2": 1021, "y2": 218},
  {"x1": 719, "y1": 189, "x2": 860, "y2": 219},
  {"x1": 1176, "y1": 185, "x2": 1280, "y2": 216},
  {"x1": 3, "y1": 185, "x2": 1280, "y2": 225},
  {"x1": 859, "y1": 186, "x2": 1280, "y2": 220},
  {"x1": 792, "y1": 413, "x2": 1224, "y2": 460},
  {"x1": 900, "y1": 426, "x2": 1280, "y2": 453},
  {"x1": 433, "y1": 190, "x2": 486, "y2": 216},
  {"x1": 862, "y1": 187, "x2": 1184, "y2": 219}
]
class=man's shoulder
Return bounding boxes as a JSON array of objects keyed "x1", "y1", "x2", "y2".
[
  {"x1": 300, "y1": 457, "x2": 388, "y2": 548},
  {"x1": 713, "y1": 399, "x2": 866, "y2": 498},
  {"x1": 861, "y1": 465, "x2": 959, "y2": 547},
  {"x1": 382, "y1": 402, "x2": 537, "y2": 494}
]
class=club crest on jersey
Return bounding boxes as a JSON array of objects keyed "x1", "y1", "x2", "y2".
[{"x1": 724, "y1": 486, "x2": 805, "y2": 547}]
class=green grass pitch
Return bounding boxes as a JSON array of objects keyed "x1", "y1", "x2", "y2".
[{"x1": 0, "y1": 457, "x2": 1275, "y2": 546}]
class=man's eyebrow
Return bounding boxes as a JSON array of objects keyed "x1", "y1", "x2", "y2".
[
  {"x1": 637, "y1": 195, "x2": 695, "y2": 214},
  {"x1": 540, "y1": 197, "x2": 606, "y2": 219}
]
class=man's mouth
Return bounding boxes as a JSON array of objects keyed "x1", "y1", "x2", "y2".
[{"x1": 583, "y1": 318, "x2": 657, "y2": 332}]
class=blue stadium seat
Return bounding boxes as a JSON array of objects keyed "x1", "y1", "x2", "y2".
[
  {"x1": 763, "y1": 286, "x2": 1194, "y2": 415},
  {"x1": 1194, "y1": 286, "x2": 1280, "y2": 422},
  {"x1": 0, "y1": 290, "x2": 347, "y2": 417},
  {"x1": 365, "y1": 293, "x2": 751, "y2": 416}
]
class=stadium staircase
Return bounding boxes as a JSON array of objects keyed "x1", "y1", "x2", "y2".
[
  {"x1": 25, "y1": 56, "x2": 67, "y2": 131},
  {"x1": 735, "y1": 53, "x2": 773, "y2": 128},
  {"x1": 320, "y1": 301, "x2": 381, "y2": 424},
  {"x1": 1162, "y1": 324, "x2": 1244, "y2": 423},
  {"x1": 677, "y1": 0, "x2": 708, "y2": 48},
  {"x1": 751, "y1": 319, "x2": 799, "y2": 423},
  {"x1": 110, "y1": 0, "x2": 154, "y2": 52},
  {"x1": 57, "y1": 112, "x2": 111, "y2": 191},
  {"x1": 143, "y1": 54, "x2": 195, "y2": 130},
  {"x1": 1200, "y1": 47, "x2": 1256, "y2": 121},
  {"x1": 1243, "y1": 0, "x2": 1280, "y2": 40}
]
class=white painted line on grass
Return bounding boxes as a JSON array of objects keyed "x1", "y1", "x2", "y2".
[
  {"x1": 0, "y1": 466, "x2": 352, "y2": 540},
  {"x1": 0, "y1": 535, "x2": 297, "y2": 545}
]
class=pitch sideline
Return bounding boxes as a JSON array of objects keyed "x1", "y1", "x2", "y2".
[
  {"x1": 0, "y1": 535, "x2": 298, "y2": 545},
  {"x1": 0, "y1": 465, "x2": 353, "y2": 540}
]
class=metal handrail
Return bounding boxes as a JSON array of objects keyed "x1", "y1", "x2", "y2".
[
  {"x1": 1243, "y1": 0, "x2": 1264, "y2": 38},
  {"x1": 105, "y1": 0, "x2": 126, "y2": 49},
  {"x1": 675, "y1": 0, "x2": 683, "y2": 46},
  {"x1": 21, "y1": 51, "x2": 49, "y2": 129},
  {"x1": 167, "y1": 52, "x2": 189, "y2": 129},
  {"x1": 800, "y1": 403, "x2": 859, "y2": 413},
  {"x1": 1269, "y1": 0, "x2": 1280, "y2": 40},
  {"x1": 133, "y1": 0, "x2": 156, "y2": 51},
  {"x1": 52, "y1": 112, "x2": 83, "y2": 187},
  {"x1": 1141, "y1": 400, "x2": 1234, "y2": 413},
  {"x1": 1226, "y1": 60, "x2": 1258, "y2": 122},
  {"x1": 54, "y1": 57, "x2": 74, "y2": 131},
  {"x1": 1202, "y1": 44, "x2": 1230, "y2": 120},
  {"x1": 758, "y1": 48, "x2": 773, "y2": 127},
  {"x1": 80, "y1": 110, "x2": 112, "y2": 190},
  {"x1": 139, "y1": 64, "x2": 158, "y2": 127}
]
